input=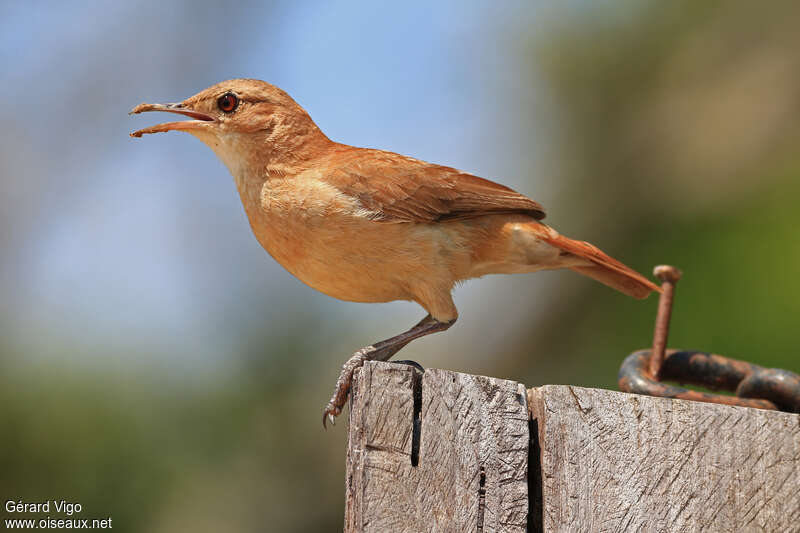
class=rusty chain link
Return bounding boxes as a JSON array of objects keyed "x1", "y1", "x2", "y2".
[{"x1": 618, "y1": 266, "x2": 800, "y2": 414}]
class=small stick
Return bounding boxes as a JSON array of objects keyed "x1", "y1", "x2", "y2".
[{"x1": 649, "y1": 265, "x2": 682, "y2": 379}]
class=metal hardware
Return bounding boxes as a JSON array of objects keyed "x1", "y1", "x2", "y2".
[
  {"x1": 619, "y1": 266, "x2": 800, "y2": 414},
  {"x1": 649, "y1": 265, "x2": 681, "y2": 379}
]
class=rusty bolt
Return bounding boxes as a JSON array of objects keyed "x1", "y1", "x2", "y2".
[{"x1": 649, "y1": 265, "x2": 682, "y2": 379}]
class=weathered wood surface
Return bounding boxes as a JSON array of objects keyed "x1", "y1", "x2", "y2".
[
  {"x1": 528, "y1": 385, "x2": 800, "y2": 533},
  {"x1": 345, "y1": 364, "x2": 800, "y2": 532},
  {"x1": 345, "y1": 361, "x2": 529, "y2": 533}
]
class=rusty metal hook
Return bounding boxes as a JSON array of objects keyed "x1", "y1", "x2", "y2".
[{"x1": 618, "y1": 265, "x2": 800, "y2": 413}]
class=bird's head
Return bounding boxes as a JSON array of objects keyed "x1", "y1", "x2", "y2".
[{"x1": 130, "y1": 79, "x2": 329, "y2": 175}]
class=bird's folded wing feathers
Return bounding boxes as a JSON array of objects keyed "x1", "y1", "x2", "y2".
[{"x1": 322, "y1": 148, "x2": 546, "y2": 222}]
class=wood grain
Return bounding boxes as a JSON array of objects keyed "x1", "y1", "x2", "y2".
[
  {"x1": 345, "y1": 361, "x2": 529, "y2": 533},
  {"x1": 528, "y1": 385, "x2": 800, "y2": 532},
  {"x1": 346, "y1": 369, "x2": 799, "y2": 532}
]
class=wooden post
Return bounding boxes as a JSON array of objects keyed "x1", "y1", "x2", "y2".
[{"x1": 345, "y1": 361, "x2": 800, "y2": 532}]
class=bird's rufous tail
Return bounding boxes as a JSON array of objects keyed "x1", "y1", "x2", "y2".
[{"x1": 542, "y1": 233, "x2": 660, "y2": 299}]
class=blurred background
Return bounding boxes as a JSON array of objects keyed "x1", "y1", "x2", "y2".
[{"x1": 2, "y1": 1, "x2": 799, "y2": 530}]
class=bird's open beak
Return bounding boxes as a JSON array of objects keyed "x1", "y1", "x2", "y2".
[{"x1": 129, "y1": 102, "x2": 215, "y2": 137}]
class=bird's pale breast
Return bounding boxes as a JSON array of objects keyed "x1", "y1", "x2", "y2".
[{"x1": 245, "y1": 174, "x2": 466, "y2": 305}]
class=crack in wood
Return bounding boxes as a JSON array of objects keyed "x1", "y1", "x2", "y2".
[
  {"x1": 528, "y1": 416, "x2": 543, "y2": 533},
  {"x1": 410, "y1": 369, "x2": 422, "y2": 467},
  {"x1": 477, "y1": 466, "x2": 486, "y2": 532}
]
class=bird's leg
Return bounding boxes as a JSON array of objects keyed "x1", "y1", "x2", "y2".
[{"x1": 322, "y1": 314, "x2": 456, "y2": 428}]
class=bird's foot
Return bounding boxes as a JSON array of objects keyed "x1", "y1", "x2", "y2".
[
  {"x1": 321, "y1": 353, "x2": 426, "y2": 428},
  {"x1": 392, "y1": 360, "x2": 425, "y2": 373},
  {"x1": 322, "y1": 347, "x2": 374, "y2": 429},
  {"x1": 321, "y1": 315, "x2": 451, "y2": 429}
]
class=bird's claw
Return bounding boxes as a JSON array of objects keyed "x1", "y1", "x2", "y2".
[
  {"x1": 321, "y1": 350, "x2": 373, "y2": 430},
  {"x1": 392, "y1": 359, "x2": 425, "y2": 373},
  {"x1": 322, "y1": 405, "x2": 341, "y2": 430}
]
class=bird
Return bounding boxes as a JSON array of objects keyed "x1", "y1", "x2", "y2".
[{"x1": 130, "y1": 79, "x2": 659, "y2": 427}]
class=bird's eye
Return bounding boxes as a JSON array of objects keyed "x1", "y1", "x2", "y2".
[{"x1": 217, "y1": 92, "x2": 239, "y2": 113}]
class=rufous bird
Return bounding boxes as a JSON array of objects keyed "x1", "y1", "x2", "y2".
[{"x1": 130, "y1": 79, "x2": 659, "y2": 427}]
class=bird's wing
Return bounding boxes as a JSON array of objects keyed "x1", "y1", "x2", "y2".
[{"x1": 322, "y1": 147, "x2": 545, "y2": 222}]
